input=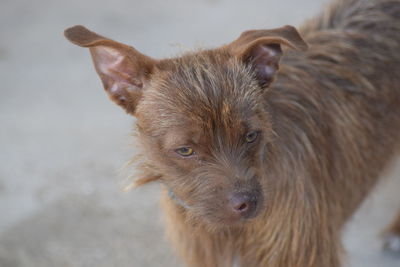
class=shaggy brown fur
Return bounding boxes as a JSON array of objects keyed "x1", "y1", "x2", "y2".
[{"x1": 64, "y1": 0, "x2": 400, "y2": 266}]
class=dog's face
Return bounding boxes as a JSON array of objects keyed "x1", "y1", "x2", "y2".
[
  {"x1": 64, "y1": 25, "x2": 307, "y2": 227},
  {"x1": 136, "y1": 53, "x2": 273, "y2": 226}
]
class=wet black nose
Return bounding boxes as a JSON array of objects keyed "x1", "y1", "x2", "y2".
[{"x1": 229, "y1": 192, "x2": 258, "y2": 219}]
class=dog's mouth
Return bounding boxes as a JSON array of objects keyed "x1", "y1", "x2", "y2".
[
  {"x1": 190, "y1": 192, "x2": 264, "y2": 227},
  {"x1": 202, "y1": 204, "x2": 263, "y2": 228},
  {"x1": 167, "y1": 182, "x2": 264, "y2": 226}
]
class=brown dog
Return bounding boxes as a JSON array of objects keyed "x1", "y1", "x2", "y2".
[{"x1": 64, "y1": 0, "x2": 400, "y2": 266}]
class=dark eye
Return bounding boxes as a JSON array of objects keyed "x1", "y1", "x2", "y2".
[
  {"x1": 245, "y1": 131, "x2": 259, "y2": 143},
  {"x1": 175, "y1": 147, "x2": 195, "y2": 157}
]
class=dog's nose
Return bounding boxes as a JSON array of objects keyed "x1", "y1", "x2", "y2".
[{"x1": 229, "y1": 192, "x2": 258, "y2": 219}]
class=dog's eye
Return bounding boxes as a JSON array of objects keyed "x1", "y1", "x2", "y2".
[
  {"x1": 245, "y1": 131, "x2": 259, "y2": 143},
  {"x1": 175, "y1": 147, "x2": 195, "y2": 157}
]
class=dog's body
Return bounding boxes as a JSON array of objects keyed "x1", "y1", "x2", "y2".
[{"x1": 65, "y1": 0, "x2": 400, "y2": 266}]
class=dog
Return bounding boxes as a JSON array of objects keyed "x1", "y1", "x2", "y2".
[{"x1": 64, "y1": 0, "x2": 400, "y2": 266}]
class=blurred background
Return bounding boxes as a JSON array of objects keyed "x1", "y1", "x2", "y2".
[{"x1": 1, "y1": 0, "x2": 400, "y2": 266}]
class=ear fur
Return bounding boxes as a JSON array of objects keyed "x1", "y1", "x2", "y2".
[
  {"x1": 228, "y1": 25, "x2": 308, "y2": 87},
  {"x1": 64, "y1": 25, "x2": 157, "y2": 114}
]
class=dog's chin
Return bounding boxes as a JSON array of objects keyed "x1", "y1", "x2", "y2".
[{"x1": 192, "y1": 210, "x2": 261, "y2": 232}]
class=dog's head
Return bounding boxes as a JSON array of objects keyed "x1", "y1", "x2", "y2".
[{"x1": 64, "y1": 25, "x2": 307, "y2": 228}]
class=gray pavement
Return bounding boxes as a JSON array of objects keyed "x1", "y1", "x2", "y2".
[{"x1": 1, "y1": 0, "x2": 400, "y2": 266}]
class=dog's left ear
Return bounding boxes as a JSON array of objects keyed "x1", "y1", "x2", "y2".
[
  {"x1": 64, "y1": 25, "x2": 157, "y2": 114},
  {"x1": 227, "y1": 25, "x2": 308, "y2": 87}
]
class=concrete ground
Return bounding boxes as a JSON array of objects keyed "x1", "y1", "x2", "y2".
[{"x1": 1, "y1": 0, "x2": 400, "y2": 266}]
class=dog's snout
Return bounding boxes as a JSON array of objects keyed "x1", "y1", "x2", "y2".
[{"x1": 229, "y1": 192, "x2": 258, "y2": 219}]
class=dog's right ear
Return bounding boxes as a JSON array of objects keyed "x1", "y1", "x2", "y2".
[{"x1": 64, "y1": 25, "x2": 157, "y2": 114}]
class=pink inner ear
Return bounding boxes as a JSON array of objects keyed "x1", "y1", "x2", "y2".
[
  {"x1": 93, "y1": 46, "x2": 126, "y2": 79},
  {"x1": 90, "y1": 46, "x2": 144, "y2": 104},
  {"x1": 249, "y1": 43, "x2": 282, "y2": 87},
  {"x1": 92, "y1": 46, "x2": 141, "y2": 88}
]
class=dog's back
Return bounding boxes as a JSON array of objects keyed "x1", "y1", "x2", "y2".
[
  {"x1": 305, "y1": 0, "x2": 400, "y2": 91},
  {"x1": 267, "y1": 0, "x2": 400, "y2": 223},
  {"x1": 304, "y1": 0, "x2": 400, "y2": 91}
]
